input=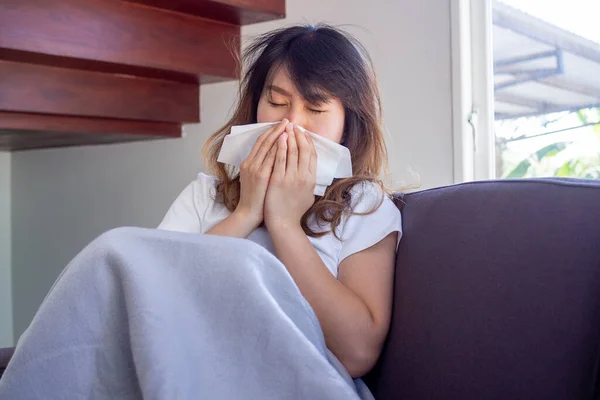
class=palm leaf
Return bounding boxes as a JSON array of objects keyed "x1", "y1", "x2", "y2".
[
  {"x1": 534, "y1": 142, "x2": 568, "y2": 160},
  {"x1": 506, "y1": 159, "x2": 531, "y2": 178},
  {"x1": 555, "y1": 160, "x2": 578, "y2": 177},
  {"x1": 506, "y1": 142, "x2": 569, "y2": 178}
]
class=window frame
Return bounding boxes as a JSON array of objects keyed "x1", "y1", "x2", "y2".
[{"x1": 451, "y1": 0, "x2": 496, "y2": 183}]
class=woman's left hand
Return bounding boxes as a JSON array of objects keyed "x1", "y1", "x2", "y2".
[{"x1": 264, "y1": 123, "x2": 317, "y2": 230}]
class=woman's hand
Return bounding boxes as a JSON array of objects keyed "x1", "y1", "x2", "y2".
[
  {"x1": 234, "y1": 119, "x2": 290, "y2": 228},
  {"x1": 264, "y1": 123, "x2": 317, "y2": 230}
]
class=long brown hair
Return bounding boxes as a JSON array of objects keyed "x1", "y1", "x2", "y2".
[{"x1": 203, "y1": 24, "x2": 389, "y2": 238}]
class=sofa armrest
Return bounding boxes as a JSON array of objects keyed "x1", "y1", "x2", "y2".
[{"x1": 0, "y1": 347, "x2": 15, "y2": 379}]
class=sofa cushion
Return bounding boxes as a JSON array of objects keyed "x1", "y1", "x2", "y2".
[{"x1": 367, "y1": 178, "x2": 600, "y2": 400}]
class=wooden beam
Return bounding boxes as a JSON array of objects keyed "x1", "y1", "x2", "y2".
[
  {"x1": 0, "y1": 0, "x2": 240, "y2": 81},
  {"x1": 127, "y1": 0, "x2": 286, "y2": 25},
  {"x1": 0, "y1": 61, "x2": 200, "y2": 123},
  {"x1": 0, "y1": 48, "x2": 201, "y2": 85},
  {"x1": 0, "y1": 111, "x2": 181, "y2": 151},
  {"x1": 0, "y1": 112, "x2": 182, "y2": 136},
  {"x1": 0, "y1": 131, "x2": 168, "y2": 152}
]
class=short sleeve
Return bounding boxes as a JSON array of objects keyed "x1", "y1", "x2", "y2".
[
  {"x1": 157, "y1": 173, "x2": 213, "y2": 233},
  {"x1": 338, "y1": 183, "x2": 403, "y2": 262}
]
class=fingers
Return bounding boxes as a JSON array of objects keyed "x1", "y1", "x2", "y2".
[
  {"x1": 272, "y1": 132, "x2": 288, "y2": 182},
  {"x1": 259, "y1": 140, "x2": 278, "y2": 171},
  {"x1": 295, "y1": 126, "x2": 312, "y2": 174},
  {"x1": 286, "y1": 123, "x2": 298, "y2": 176},
  {"x1": 247, "y1": 119, "x2": 288, "y2": 163}
]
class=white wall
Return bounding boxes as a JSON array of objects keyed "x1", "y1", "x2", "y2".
[
  {"x1": 0, "y1": 152, "x2": 13, "y2": 347},
  {"x1": 11, "y1": 81, "x2": 238, "y2": 337},
  {"x1": 11, "y1": 0, "x2": 453, "y2": 340}
]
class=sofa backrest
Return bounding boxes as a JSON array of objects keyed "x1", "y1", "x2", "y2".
[{"x1": 366, "y1": 178, "x2": 600, "y2": 400}]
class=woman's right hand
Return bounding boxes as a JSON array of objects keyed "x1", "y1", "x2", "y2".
[{"x1": 233, "y1": 119, "x2": 290, "y2": 228}]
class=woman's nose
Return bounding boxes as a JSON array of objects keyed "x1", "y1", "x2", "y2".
[{"x1": 284, "y1": 110, "x2": 306, "y2": 129}]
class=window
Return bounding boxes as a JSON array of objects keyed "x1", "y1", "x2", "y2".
[{"x1": 452, "y1": 0, "x2": 600, "y2": 182}]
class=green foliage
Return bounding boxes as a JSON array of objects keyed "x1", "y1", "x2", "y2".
[
  {"x1": 505, "y1": 142, "x2": 568, "y2": 178},
  {"x1": 503, "y1": 107, "x2": 600, "y2": 180}
]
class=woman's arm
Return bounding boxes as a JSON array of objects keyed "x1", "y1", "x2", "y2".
[
  {"x1": 264, "y1": 124, "x2": 397, "y2": 377},
  {"x1": 269, "y1": 224, "x2": 397, "y2": 378},
  {"x1": 205, "y1": 210, "x2": 260, "y2": 238}
]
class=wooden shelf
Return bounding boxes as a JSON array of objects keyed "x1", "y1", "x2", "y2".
[
  {"x1": 126, "y1": 0, "x2": 286, "y2": 25},
  {"x1": 0, "y1": 61, "x2": 200, "y2": 123},
  {"x1": 0, "y1": 112, "x2": 182, "y2": 152},
  {"x1": 0, "y1": 0, "x2": 286, "y2": 151},
  {"x1": 0, "y1": 0, "x2": 241, "y2": 82}
]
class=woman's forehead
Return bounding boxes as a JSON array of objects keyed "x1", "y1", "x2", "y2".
[
  {"x1": 267, "y1": 67, "x2": 296, "y2": 93},
  {"x1": 265, "y1": 66, "x2": 333, "y2": 105}
]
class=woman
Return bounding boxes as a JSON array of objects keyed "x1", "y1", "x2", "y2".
[
  {"x1": 0, "y1": 24, "x2": 402, "y2": 400},
  {"x1": 159, "y1": 24, "x2": 402, "y2": 378}
]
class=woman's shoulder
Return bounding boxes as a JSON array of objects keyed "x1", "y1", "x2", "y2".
[
  {"x1": 189, "y1": 172, "x2": 219, "y2": 195},
  {"x1": 195, "y1": 172, "x2": 219, "y2": 187},
  {"x1": 171, "y1": 172, "x2": 217, "y2": 212},
  {"x1": 158, "y1": 172, "x2": 218, "y2": 232},
  {"x1": 336, "y1": 180, "x2": 403, "y2": 261}
]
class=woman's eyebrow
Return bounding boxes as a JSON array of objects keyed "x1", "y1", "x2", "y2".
[
  {"x1": 268, "y1": 84, "x2": 331, "y2": 106},
  {"x1": 267, "y1": 84, "x2": 292, "y2": 97}
]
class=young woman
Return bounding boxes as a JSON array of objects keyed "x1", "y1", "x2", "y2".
[
  {"x1": 0, "y1": 24, "x2": 402, "y2": 400},
  {"x1": 159, "y1": 24, "x2": 402, "y2": 378}
]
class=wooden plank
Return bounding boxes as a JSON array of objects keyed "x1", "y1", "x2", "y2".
[
  {"x1": 127, "y1": 0, "x2": 285, "y2": 25},
  {"x1": 0, "y1": 112, "x2": 182, "y2": 137},
  {"x1": 0, "y1": 111, "x2": 182, "y2": 151},
  {"x1": 0, "y1": 0, "x2": 240, "y2": 81},
  {"x1": 0, "y1": 48, "x2": 202, "y2": 85},
  {"x1": 0, "y1": 61, "x2": 200, "y2": 123},
  {"x1": 0, "y1": 130, "x2": 167, "y2": 152}
]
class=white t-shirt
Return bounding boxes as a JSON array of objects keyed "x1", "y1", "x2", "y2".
[{"x1": 158, "y1": 173, "x2": 402, "y2": 277}]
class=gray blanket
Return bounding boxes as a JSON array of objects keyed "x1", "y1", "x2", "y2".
[{"x1": 0, "y1": 227, "x2": 373, "y2": 399}]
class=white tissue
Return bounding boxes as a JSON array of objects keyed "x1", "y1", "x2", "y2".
[{"x1": 217, "y1": 121, "x2": 352, "y2": 195}]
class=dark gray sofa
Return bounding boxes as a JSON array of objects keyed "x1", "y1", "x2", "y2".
[{"x1": 2, "y1": 178, "x2": 600, "y2": 399}]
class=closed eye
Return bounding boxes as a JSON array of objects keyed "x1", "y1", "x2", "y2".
[
  {"x1": 269, "y1": 101, "x2": 287, "y2": 107},
  {"x1": 308, "y1": 108, "x2": 326, "y2": 114}
]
